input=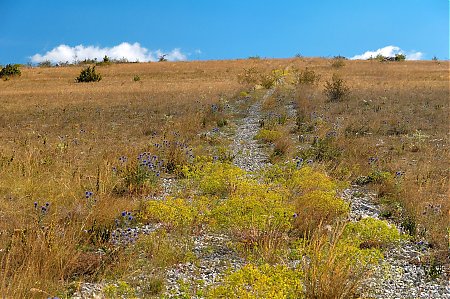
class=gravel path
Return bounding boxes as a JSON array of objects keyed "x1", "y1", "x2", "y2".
[
  {"x1": 165, "y1": 234, "x2": 244, "y2": 298},
  {"x1": 161, "y1": 90, "x2": 280, "y2": 298},
  {"x1": 231, "y1": 89, "x2": 274, "y2": 172}
]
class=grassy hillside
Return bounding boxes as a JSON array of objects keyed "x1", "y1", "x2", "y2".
[{"x1": 0, "y1": 58, "x2": 448, "y2": 298}]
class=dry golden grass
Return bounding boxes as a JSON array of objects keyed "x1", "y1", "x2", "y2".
[{"x1": 0, "y1": 58, "x2": 448, "y2": 297}]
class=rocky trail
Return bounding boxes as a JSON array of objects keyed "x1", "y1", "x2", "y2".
[{"x1": 163, "y1": 89, "x2": 276, "y2": 297}]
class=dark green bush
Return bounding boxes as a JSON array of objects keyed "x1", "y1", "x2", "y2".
[
  {"x1": 331, "y1": 57, "x2": 346, "y2": 68},
  {"x1": 293, "y1": 67, "x2": 320, "y2": 85},
  {"x1": 158, "y1": 54, "x2": 167, "y2": 62},
  {"x1": 395, "y1": 53, "x2": 406, "y2": 61},
  {"x1": 0, "y1": 64, "x2": 21, "y2": 78},
  {"x1": 323, "y1": 74, "x2": 350, "y2": 102},
  {"x1": 298, "y1": 137, "x2": 341, "y2": 162},
  {"x1": 374, "y1": 54, "x2": 387, "y2": 62},
  {"x1": 38, "y1": 60, "x2": 53, "y2": 68},
  {"x1": 75, "y1": 66, "x2": 102, "y2": 83},
  {"x1": 96, "y1": 55, "x2": 112, "y2": 66}
]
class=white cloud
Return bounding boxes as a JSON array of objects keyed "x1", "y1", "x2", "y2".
[
  {"x1": 30, "y1": 42, "x2": 187, "y2": 63},
  {"x1": 351, "y1": 45, "x2": 423, "y2": 60},
  {"x1": 405, "y1": 51, "x2": 424, "y2": 60}
]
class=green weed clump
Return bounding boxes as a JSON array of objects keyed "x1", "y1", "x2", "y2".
[
  {"x1": 141, "y1": 196, "x2": 212, "y2": 233},
  {"x1": 0, "y1": 64, "x2": 21, "y2": 78},
  {"x1": 113, "y1": 159, "x2": 160, "y2": 195},
  {"x1": 331, "y1": 57, "x2": 346, "y2": 68},
  {"x1": 292, "y1": 67, "x2": 321, "y2": 85},
  {"x1": 395, "y1": 53, "x2": 406, "y2": 61},
  {"x1": 104, "y1": 281, "x2": 135, "y2": 298},
  {"x1": 201, "y1": 101, "x2": 229, "y2": 129},
  {"x1": 343, "y1": 217, "x2": 403, "y2": 249},
  {"x1": 298, "y1": 137, "x2": 342, "y2": 162},
  {"x1": 105, "y1": 230, "x2": 192, "y2": 297},
  {"x1": 238, "y1": 68, "x2": 288, "y2": 89},
  {"x1": 296, "y1": 225, "x2": 382, "y2": 299},
  {"x1": 207, "y1": 264, "x2": 303, "y2": 299},
  {"x1": 323, "y1": 74, "x2": 350, "y2": 102},
  {"x1": 286, "y1": 166, "x2": 349, "y2": 234},
  {"x1": 237, "y1": 67, "x2": 260, "y2": 86},
  {"x1": 75, "y1": 65, "x2": 102, "y2": 82},
  {"x1": 212, "y1": 180, "x2": 293, "y2": 259},
  {"x1": 181, "y1": 159, "x2": 245, "y2": 196},
  {"x1": 255, "y1": 128, "x2": 282, "y2": 143}
]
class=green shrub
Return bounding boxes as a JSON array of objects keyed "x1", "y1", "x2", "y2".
[
  {"x1": 293, "y1": 67, "x2": 320, "y2": 85},
  {"x1": 207, "y1": 264, "x2": 303, "y2": 299},
  {"x1": 113, "y1": 161, "x2": 159, "y2": 195},
  {"x1": 331, "y1": 57, "x2": 346, "y2": 68},
  {"x1": 323, "y1": 74, "x2": 350, "y2": 102},
  {"x1": 260, "y1": 73, "x2": 276, "y2": 89},
  {"x1": 100, "y1": 55, "x2": 112, "y2": 65},
  {"x1": 133, "y1": 75, "x2": 141, "y2": 82},
  {"x1": 132, "y1": 230, "x2": 193, "y2": 268},
  {"x1": 75, "y1": 66, "x2": 102, "y2": 82},
  {"x1": 259, "y1": 69, "x2": 288, "y2": 89},
  {"x1": 141, "y1": 196, "x2": 213, "y2": 233},
  {"x1": 0, "y1": 64, "x2": 21, "y2": 78},
  {"x1": 158, "y1": 54, "x2": 167, "y2": 62},
  {"x1": 255, "y1": 129, "x2": 282, "y2": 143},
  {"x1": 342, "y1": 217, "x2": 403, "y2": 248},
  {"x1": 293, "y1": 190, "x2": 349, "y2": 234},
  {"x1": 104, "y1": 281, "x2": 135, "y2": 298},
  {"x1": 212, "y1": 180, "x2": 292, "y2": 239},
  {"x1": 395, "y1": 53, "x2": 406, "y2": 61},
  {"x1": 181, "y1": 160, "x2": 246, "y2": 197},
  {"x1": 296, "y1": 225, "x2": 383, "y2": 299},
  {"x1": 237, "y1": 67, "x2": 260, "y2": 86},
  {"x1": 375, "y1": 54, "x2": 386, "y2": 62},
  {"x1": 368, "y1": 170, "x2": 392, "y2": 184},
  {"x1": 38, "y1": 60, "x2": 52, "y2": 68},
  {"x1": 401, "y1": 216, "x2": 417, "y2": 236},
  {"x1": 287, "y1": 167, "x2": 349, "y2": 234},
  {"x1": 298, "y1": 137, "x2": 341, "y2": 162},
  {"x1": 216, "y1": 118, "x2": 228, "y2": 127}
]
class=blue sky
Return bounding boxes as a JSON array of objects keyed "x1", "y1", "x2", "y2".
[{"x1": 0, "y1": 0, "x2": 448, "y2": 64}]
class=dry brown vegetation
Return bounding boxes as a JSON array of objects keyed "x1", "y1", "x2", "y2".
[{"x1": 0, "y1": 58, "x2": 448, "y2": 297}]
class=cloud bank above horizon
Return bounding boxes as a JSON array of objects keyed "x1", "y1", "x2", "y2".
[
  {"x1": 30, "y1": 42, "x2": 187, "y2": 63},
  {"x1": 351, "y1": 45, "x2": 423, "y2": 60}
]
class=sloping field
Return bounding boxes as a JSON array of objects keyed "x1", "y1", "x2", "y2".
[{"x1": 0, "y1": 58, "x2": 448, "y2": 298}]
